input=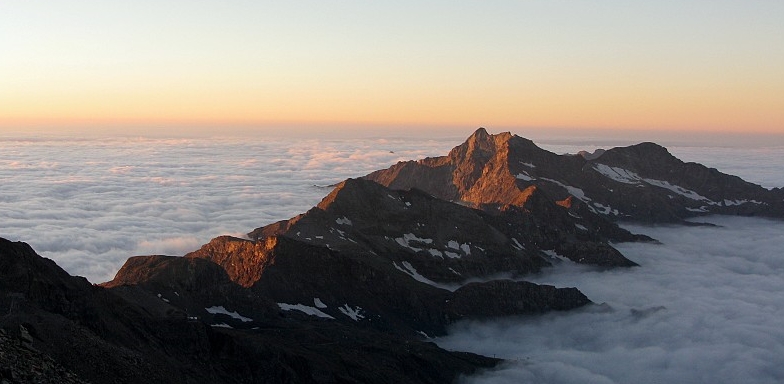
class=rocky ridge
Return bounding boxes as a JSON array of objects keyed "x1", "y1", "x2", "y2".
[
  {"x1": 0, "y1": 237, "x2": 501, "y2": 383},
  {"x1": 365, "y1": 128, "x2": 783, "y2": 223}
]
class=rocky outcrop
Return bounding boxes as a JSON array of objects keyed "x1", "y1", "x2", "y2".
[
  {"x1": 0, "y1": 237, "x2": 214, "y2": 383},
  {"x1": 98, "y1": 177, "x2": 599, "y2": 339},
  {"x1": 365, "y1": 128, "x2": 783, "y2": 223},
  {"x1": 1, "y1": 237, "x2": 502, "y2": 383},
  {"x1": 176, "y1": 233, "x2": 590, "y2": 336},
  {"x1": 0, "y1": 327, "x2": 87, "y2": 384}
]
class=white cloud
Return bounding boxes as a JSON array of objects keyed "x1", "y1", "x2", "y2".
[
  {"x1": 0, "y1": 135, "x2": 454, "y2": 283},
  {"x1": 438, "y1": 216, "x2": 784, "y2": 384},
  {"x1": 136, "y1": 237, "x2": 204, "y2": 256}
]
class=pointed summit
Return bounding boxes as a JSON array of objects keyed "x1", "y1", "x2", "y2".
[
  {"x1": 470, "y1": 127, "x2": 489, "y2": 139},
  {"x1": 366, "y1": 128, "x2": 562, "y2": 206},
  {"x1": 450, "y1": 128, "x2": 515, "y2": 162}
]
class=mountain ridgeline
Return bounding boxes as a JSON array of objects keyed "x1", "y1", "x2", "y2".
[
  {"x1": 2, "y1": 128, "x2": 780, "y2": 383},
  {"x1": 366, "y1": 128, "x2": 783, "y2": 223}
]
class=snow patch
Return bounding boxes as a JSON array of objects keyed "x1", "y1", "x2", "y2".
[
  {"x1": 516, "y1": 172, "x2": 535, "y2": 181},
  {"x1": 211, "y1": 323, "x2": 232, "y2": 328},
  {"x1": 642, "y1": 178, "x2": 712, "y2": 202},
  {"x1": 575, "y1": 223, "x2": 588, "y2": 231},
  {"x1": 277, "y1": 303, "x2": 334, "y2": 319},
  {"x1": 541, "y1": 249, "x2": 568, "y2": 261},
  {"x1": 511, "y1": 238, "x2": 524, "y2": 251},
  {"x1": 460, "y1": 243, "x2": 471, "y2": 255},
  {"x1": 314, "y1": 298, "x2": 327, "y2": 309},
  {"x1": 592, "y1": 164, "x2": 643, "y2": 185},
  {"x1": 541, "y1": 178, "x2": 590, "y2": 202},
  {"x1": 338, "y1": 304, "x2": 365, "y2": 321},
  {"x1": 593, "y1": 163, "x2": 716, "y2": 203},
  {"x1": 520, "y1": 161, "x2": 536, "y2": 168},
  {"x1": 395, "y1": 233, "x2": 434, "y2": 253},
  {"x1": 593, "y1": 202, "x2": 619, "y2": 216},
  {"x1": 444, "y1": 251, "x2": 461, "y2": 259},
  {"x1": 393, "y1": 261, "x2": 446, "y2": 289},
  {"x1": 723, "y1": 199, "x2": 764, "y2": 206},
  {"x1": 205, "y1": 306, "x2": 254, "y2": 322},
  {"x1": 428, "y1": 249, "x2": 444, "y2": 257},
  {"x1": 335, "y1": 216, "x2": 353, "y2": 226}
]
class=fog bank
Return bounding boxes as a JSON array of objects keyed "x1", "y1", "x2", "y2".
[{"x1": 437, "y1": 216, "x2": 784, "y2": 384}]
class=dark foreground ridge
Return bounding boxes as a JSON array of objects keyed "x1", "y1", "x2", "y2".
[{"x1": 0, "y1": 237, "x2": 500, "y2": 384}]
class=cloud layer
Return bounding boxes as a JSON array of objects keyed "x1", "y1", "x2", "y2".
[
  {"x1": 437, "y1": 216, "x2": 784, "y2": 384},
  {"x1": 0, "y1": 135, "x2": 456, "y2": 282}
]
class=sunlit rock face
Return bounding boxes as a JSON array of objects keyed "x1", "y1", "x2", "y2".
[
  {"x1": 154, "y1": 176, "x2": 596, "y2": 336},
  {"x1": 366, "y1": 127, "x2": 784, "y2": 223},
  {"x1": 103, "y1": 174, "x2": 598, "y2": 340}
]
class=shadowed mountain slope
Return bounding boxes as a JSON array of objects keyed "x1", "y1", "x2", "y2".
[{"x1": 1, "y1": 237, "x2": 504, "y2": 383}]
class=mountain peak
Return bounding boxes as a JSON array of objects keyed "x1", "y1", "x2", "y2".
[
  {"x1": 316, "y1": 178, "x2": 385, "y2": 212},
  {"x1": 462, "y1": 128, "x2": 514, "y2": 152},
  {"x1": 611, "y1": 142, "x2": 674, "y2": 160},
  {"x1": 469, "y1": 127, "x2": 489, "y2": 139}
]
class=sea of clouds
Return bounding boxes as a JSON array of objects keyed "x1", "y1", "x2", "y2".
[
  {"x1": 438, "y1": 216, "x2": 784, "y2": 383},
  {"x1": 2, "y1": 130, "x2": 783, "y2": 383},
  {"x1": 439, "y1": 136, "x2": 784, "y2": 384},
  {"x1": 0, "y1": 135, "x2": 458, "y2": 282}
]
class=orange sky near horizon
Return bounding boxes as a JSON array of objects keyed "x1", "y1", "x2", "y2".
[{"x1": 1, "y1": 1, "x2": 782, "y2": 136}]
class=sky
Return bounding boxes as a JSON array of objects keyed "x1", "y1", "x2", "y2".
[{"x1": 1, "y1": 1, "x2": 783, "y2": 136}]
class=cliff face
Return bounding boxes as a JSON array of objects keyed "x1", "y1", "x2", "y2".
[{"x1": 366, "y1": 128, "x2": 783, "y2": 223}]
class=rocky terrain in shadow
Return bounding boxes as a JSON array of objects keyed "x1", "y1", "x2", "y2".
[{"x1": 0, "y1": 237, "x2": 500, "y2": 383}]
